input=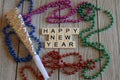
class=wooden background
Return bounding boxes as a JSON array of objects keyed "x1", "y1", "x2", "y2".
[{"x1": 0, "y1": 0, "x2": 120, "y2": 80}]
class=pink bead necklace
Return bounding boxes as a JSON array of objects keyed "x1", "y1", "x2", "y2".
[{"x1": 23, "y1": 0, "x2": 86, "y2": 24}]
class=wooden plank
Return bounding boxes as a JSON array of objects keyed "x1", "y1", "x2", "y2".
[
  {"x1": 58, "y1": 0, "x2": 101, "y2": 80},
  {"x1": 16, "y1": 0, "x2": 40, "y2": 80},
  {"x1": 35, "y1": 0, "x2": 59, "y2": 80},
  {"x1": 115, "y1": 1, "x2": 120, "y2": 79},
  {"x1": 77, "y1": 0, "x2": 101, "y2": 80},
  {"x1": 59, "y1": 1, "x2": 79, "y2": 79},
  {"x1": 97, "y1": 0, "x2": 119, "y2": 80},
  {"x1": 16, "y1": 0, "x2": 59, "y2": 80},
  {"x1": 16, "y1": 0, "x2": 38, "y2": 80},
  {"x1": 0, "y1": 0, "x2": 3, "y2": 19},
  {"x1": 0, "y1": 0, "x2": 19, "y2": 80},
  {"x1": 0, "y1": 0, "x2": 120, "y2": 80}
]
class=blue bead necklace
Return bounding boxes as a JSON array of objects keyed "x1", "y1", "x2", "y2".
[
  {"x1": 17, "y1": 0, "x2": 33, "y2": 13},
  {"x1": 2, "y1": 0, "x2": 42, "y2": 62}
]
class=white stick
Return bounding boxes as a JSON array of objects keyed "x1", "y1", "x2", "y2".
[{"x1": 33, "y1": 55, "x2": 49, "y2": 80}]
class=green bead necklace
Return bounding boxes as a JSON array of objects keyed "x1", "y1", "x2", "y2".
[{"x1": 77, "y1": 2, "x2": 114, "y2": 79}]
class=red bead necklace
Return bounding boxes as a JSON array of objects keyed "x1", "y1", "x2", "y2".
[{"x1": 20, "y1": 50, "x2": 96, "y2": 80}]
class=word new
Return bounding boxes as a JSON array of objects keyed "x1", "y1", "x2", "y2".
[{"x1": 42, "y1": 28, "x2": 80, "y2": 48}]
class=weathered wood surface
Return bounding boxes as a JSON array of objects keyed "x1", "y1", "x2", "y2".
[{"x1": 0, "y1": 0, "x2": 119, "y2": 80}]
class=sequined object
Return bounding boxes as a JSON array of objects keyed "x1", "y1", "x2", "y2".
[
  {"x1": 5, "y1": 8, "x2": 49, "y2": 80},
  {"x1": 5, "y1": 8, "x2": 36, "y2": 56}
]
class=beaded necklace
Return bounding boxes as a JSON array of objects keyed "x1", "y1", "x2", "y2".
[
  {"x1": 2, "y1": 0, "x2": 42, "y2": 62},
  {"x1": 77, "y1": 2, "x2": 113, "y2": 79},
  {"x1": 2, "y1": 24, "x2": 42, "y2": 62},
  {"x1": 2, "y1": 0, "x2": 114, "y2": 80},
  {"x1": 22, "y1": 0, "x2": 83, "y2": 23},
  {"x1": 20, "y1": 50, "x2": 96, "y2": 80}
]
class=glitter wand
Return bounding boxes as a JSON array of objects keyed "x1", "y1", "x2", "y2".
[{"x1": 5, "y1": 8, "x2": 49, "y2": 80}]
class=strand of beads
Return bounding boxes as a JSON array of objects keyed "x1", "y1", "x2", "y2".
[
  {"x1": 2, "y1": 22, "x2": 42, "y2": 62},
  {"x1": 2, "y1": 0, "x2": 91, "y2": 62},
  {"x1": 23, "y1": 0, "x2": 86, "y2": 23},
  {"x1": 42, "y1": 51, "x2": 96, "y2": 75},
  {"x1": 19, "y1": 1, "x2": 114, "y2": 80},
  {"x1": 77, "y1": 2, "x2": 113, "y2": 79},
  {"x1": 2, "y1": 0, "x2": 114, "y2": 79},
  {"x1": 19, "y1": 50, "x2": 96, "y2": 80},
  {"x1": 2, "y1": 0, "x2": 43, "y2": 62},
  {"x1": 22, "y1": 1, "x2": 99, "y2": 24},
  {"x1": 17, "y1": 0, "x2": 33, "y2": 13}
]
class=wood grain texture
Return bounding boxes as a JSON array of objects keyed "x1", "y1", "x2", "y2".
[
  {"x1": 114, "y1": 0, "x2": 120, "y2": 80},
  {"x1": 97, "y1": 0, "x2": 119, "y2": 80},
  {"x1": 0, "y1": 0, "x2": 120, "y2": 80},
  {"x1": 16, "y1": 1, "x2": 37, "y2": 80},
  {"x1": 77, "y1": 0, "x2": 101, "y2": 80},
  {"x1": 0, "y1": 0, "x2": 19, "y2": 80}
]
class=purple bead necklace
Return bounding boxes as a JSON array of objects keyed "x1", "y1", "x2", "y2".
[{"x1": 23, "y1": 0, "x2": 87, "y2": 24}]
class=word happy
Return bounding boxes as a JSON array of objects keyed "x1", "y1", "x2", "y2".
[{"x1": 42, "y1": 28, "x2": 80, "y2": 48}]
